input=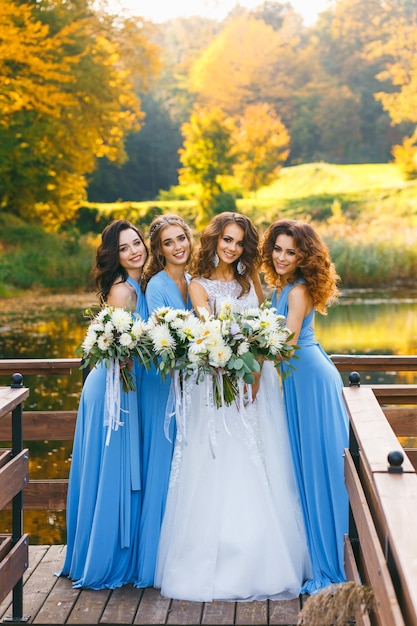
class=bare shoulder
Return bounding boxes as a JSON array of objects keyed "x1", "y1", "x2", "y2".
[
  {"x1": 189, "y1": 279, "x2": 208, "y2": 298},
  {"x1": 107, "y1": 280, "x2": 136, "y2": 309},
  {"x1": 288, "y1": 282, "x2": 313, "y2": 313}
]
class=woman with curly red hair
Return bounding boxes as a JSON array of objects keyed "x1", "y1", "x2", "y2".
[{"x1": 261, "y1": 219, "x2": 349, "y2": 595}]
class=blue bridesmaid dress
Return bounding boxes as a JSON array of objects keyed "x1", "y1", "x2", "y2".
[
  {"x1": 273, "y1": 279, "x2": 349, "y2": 594},
  {"x1": 60, "y1": 277, "x2": 148, "y2": 589},
  {"x1": 137, "y1": 270, "x2": 192, "y2": 587}
]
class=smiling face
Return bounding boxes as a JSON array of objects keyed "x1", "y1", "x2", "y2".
[
  {"x1": 118, "y1": 227, "x2": 147, "y2": 276},
  {"x1": 216, "y1": 223, "x2": 245, "y2": 265},
  {"x1": 160, "y1": 224, "x2": 191, "y2": 268},
  {"x1": 271, "y1": 233, "x2": 298, "y2": 278}
]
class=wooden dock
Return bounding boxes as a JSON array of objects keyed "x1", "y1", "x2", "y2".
[
  {"x1": 1, "y1": 356, "x2": 417, "y2": 626},
  {"x1": 0, "y1": 545, "x2": 305, "y2": 625}
]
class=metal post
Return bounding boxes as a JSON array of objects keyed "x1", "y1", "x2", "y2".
[{"x1": 3, "y1": 374, "x2": 30, "y2": 623}]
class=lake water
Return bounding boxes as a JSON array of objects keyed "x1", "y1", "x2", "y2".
[{"x1": 0, "y1": 289, "x2": 416, "y2": 543}]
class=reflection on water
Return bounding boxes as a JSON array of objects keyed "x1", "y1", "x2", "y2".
[{"x1": 0, "y1": 290, "x2": 416, "y2": 544}]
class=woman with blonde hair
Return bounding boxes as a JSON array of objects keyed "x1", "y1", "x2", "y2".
[
  {"x1": 261, "y1": 219, "x2": 349, "y2": 595},
  {"x1": 137, "y1": 213, "x2": 194, "y2": 588}
]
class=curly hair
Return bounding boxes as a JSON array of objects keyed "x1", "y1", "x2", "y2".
[
  {"x1": 141, "y1": 214, "x2": 194, "y2": 291},
  {"x1": 261, "y1": 219, "x2": 340, "y2": 314},
  {"x1": 191, "y1": 212, "x2": 261, "y2": 297},
  {"x1": 92, "y1": 219, "x2": 148, "y2": 303}
]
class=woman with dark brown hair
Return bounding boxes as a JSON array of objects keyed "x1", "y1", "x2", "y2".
[
  {"x1": 261, "y1": 218, "x2": 349, "y2": 595},
  {"x1": 60, "y1": 219, "x2": 149, "y2": 589},
  {"x1": 154, "y1": 212, "x2": 311, "y2": 602}
]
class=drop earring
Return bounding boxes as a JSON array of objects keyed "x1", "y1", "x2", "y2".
[
  {"x1": 213, "y1": 252, "x2": 219, "y2": 268},
  {"x1": 237, "y1": 260, "x2": 246, "y2": 275}
]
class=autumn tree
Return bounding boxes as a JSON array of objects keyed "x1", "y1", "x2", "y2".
[
  {"x1": 0, "y1": 0, "x2": 160, "y2": 229},
  {"x1": 365, "y1": 0, "x2": 417, "y2": 175},
  {"x1": 188, "y1": 13, "x2": 299, "y2": 116},
  {"x1": 178, "y1": 105, "x2": 237, "y2": 226},
  {"x1": 232, "y1": 103, "x2": 290, "y2": 192}
]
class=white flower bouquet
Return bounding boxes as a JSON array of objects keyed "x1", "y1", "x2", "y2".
[
  {"x1": 144, "y1": 301, "x2": 296, "y2": 413},
  {"x1": 77, "y1": 305, "x2": 156, "y2": 445},
  {"x1": 146, "y1": 306, "x2": 200, "y2": 379},
  {"x1": 78, "y1": 305, "x2": 155, "y2": 392},
  {"x1": 187, "y1": 298, "x2": 296, "y2": 408}
]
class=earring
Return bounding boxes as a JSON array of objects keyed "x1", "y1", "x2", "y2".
[
  {"x1": 237, "y1": 260, "x2": 246, "y2": 275},
  {"x1": 213, "y1": 252, "x2": 219, "y2": 268}
]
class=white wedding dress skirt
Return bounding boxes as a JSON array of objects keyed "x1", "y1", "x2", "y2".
[{"x1": 154, "y1": 360, "x2": 312, "y2": 602}]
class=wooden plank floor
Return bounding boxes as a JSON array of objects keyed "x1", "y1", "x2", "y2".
[{"x1": 0, "y1": 546, "x2": 305, "y2": 624}]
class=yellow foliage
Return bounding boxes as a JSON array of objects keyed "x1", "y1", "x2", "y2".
[{"x1": 0, "y1": 0, "x2": 161, "y2": 230}]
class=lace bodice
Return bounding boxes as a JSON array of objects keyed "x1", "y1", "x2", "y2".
[{"x1": 191, "y1": 277, "x2": 259, "y2": 315}]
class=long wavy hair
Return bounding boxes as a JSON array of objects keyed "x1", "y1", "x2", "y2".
[
  {"x1": 261, "y1": 219, "x2": 340, "y2": 314},
  {"x1": 92, "y1": 219, "x2": 148, "y2": 302},
  {"x1": 191, "y1": 212, "x2": 261, "y2": 297},
  {"x1": 141, "y1": 214, "x2": 194, "y2": 291}
]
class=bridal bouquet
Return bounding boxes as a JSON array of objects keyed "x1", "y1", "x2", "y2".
[
  {"x1": 145, "y1": 301, "x2": 296, "y2": 411},
  {"x1": 78, "y1": 305, "x2": 155, "y2": 392},
  {"x1": 187, "y1": 298, "x2": 295, "y2": 408}
]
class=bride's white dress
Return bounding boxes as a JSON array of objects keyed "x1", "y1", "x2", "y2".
[{"x1": 154, "y1": 278, "x2": 312, "y2": 602}]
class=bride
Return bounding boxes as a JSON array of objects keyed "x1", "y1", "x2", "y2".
[{"x1": 154, "y1": 212, "x2": 312, "y2": 602}]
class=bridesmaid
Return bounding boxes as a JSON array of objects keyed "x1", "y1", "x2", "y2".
[
  {"x1": 136, "y1": 213, "x2": 194, "y2": 588},
  {"x1": 60, "y1": 219, "x2": 149, "y2": 589},
  {"x1": 261, "y1": 218, "x2": 349, "y2": 595}
]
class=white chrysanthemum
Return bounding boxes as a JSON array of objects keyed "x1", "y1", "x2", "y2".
[
  {"x1": 196, "y1": 306, "x2": 210, "y2": 321},
  {"x1": 259, "y1": 309, "x2": 279, "y2": 330},
  {"x1": 89, "y1": 321, "x2": 104, "y2": 333},
  {"x1": 210, "y1": 332, "x2": 228, "y2": 350},
  {"x1": 111, "y1": 308, "x2": 132, "y2": 333},
  {"x1": 247, "y1": 318, "x2": 261, "y2": 332},
  {"x1": 180, "y1": 315, "x2": 200, "y2": 339},
  {"x1": 82, "y1": 330, "x2": 97, "y2": 353},
  {"x1": 104, "y1": 320, "x2": 115, "y2": 336},
  {"x1": 188, "y1": 350, "x2": 205, "y2": 364},
  {"x1": 96, "y1": 307, "x2": 110, "y2": 322},
  {"x1": 205, "y1": 318, "x2": 222, "y2": 334},
  {"x1": 154, "y1": 306, "x2": 171, "y2": 319},
  {"x1": 266, "y1": 331, "x2": 288, "y2": 354},
  {"x1": 119, "y1": 332, "x2": 134, "y2": 348},
  {"x1": 131, "y1": 320, "x2": 146, "y2": 339},
  {"x1": 97, "y1": 334, "x2": 112, "y2": 352},
  {"x1": 245, "y1": 307, "x2": 260, "y2": 317},
  {"x1": 163, "y1": 310, "x2": 177, "y2": 324},
  {"x1": 218, "y1": 297, "x2": 239, "y2": 318},
  {"x1": 208, "y1": 344, "x2": 232, "y2": 368},
  {"x1": 237, "y1": 340, "x2": 250, "y2": 355},
  {"x1": 149, "y1": 324, "x2": 176, "y2": 353},
  {"x1": 188, "y1": 338, "x2": 208, "y2": 355}
]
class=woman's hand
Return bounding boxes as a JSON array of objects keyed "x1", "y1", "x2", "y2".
[
  {"x1": 250, "y1": 370, "x2": 262, "y2": 402},
  {"x1": 120, "y1": 358, "x2": 134, "y2": 372}
]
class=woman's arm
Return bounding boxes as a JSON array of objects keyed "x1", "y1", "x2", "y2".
[
  {"x1": 189, "y1": 280, "x2": 211, "y2": 316},
  {"x1": 252, "y1": 271, "x2": 265, "y2": 305}
]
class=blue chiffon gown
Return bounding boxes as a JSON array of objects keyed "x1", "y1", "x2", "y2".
[
  {"x1": 136, "y1": 270, "x2": 192, "y2": 587},
  {"x1": 60, "y1": 277, "x2": 148, "y2": 589},
  {"x1": 272, "y1": 279, "x2": 349, "y2": 594}
]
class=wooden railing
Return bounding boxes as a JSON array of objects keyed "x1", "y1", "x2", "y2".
[
  {"x1": 0, "y1": 356, "x2": 416, "y2": 626},
  {"x1": 0, "y1": 376, "x2": 30, "y2": 623}
]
